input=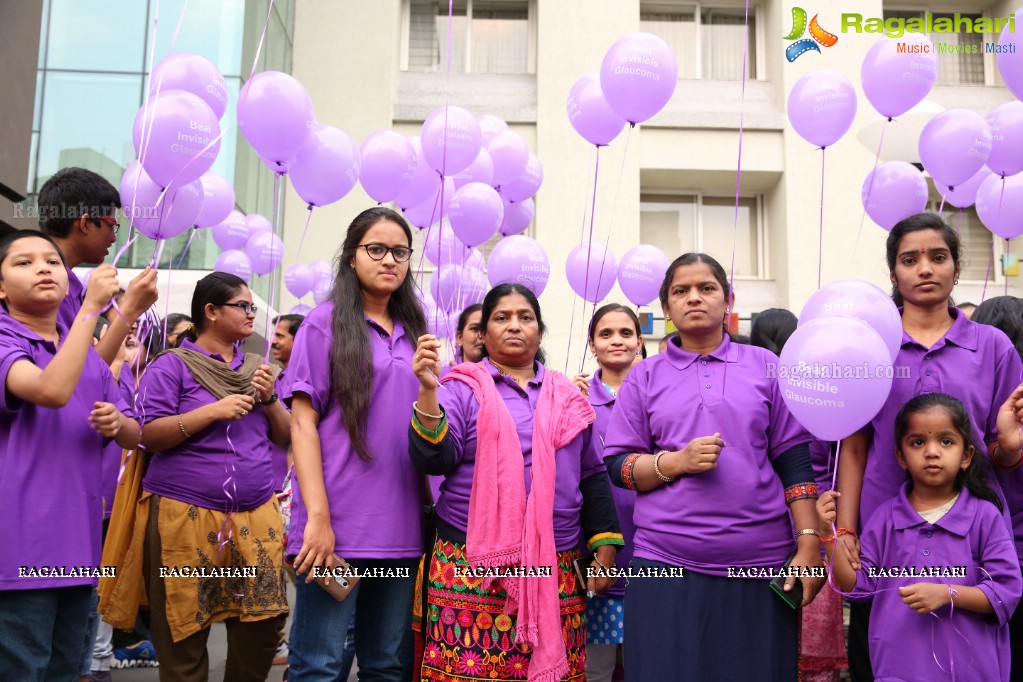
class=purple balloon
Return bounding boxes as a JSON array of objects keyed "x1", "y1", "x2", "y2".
[
  {"x1": 465, "y1": 248, "x2": 485, "y2": 271},
  {"x1": 861, "y1": 35, "x2": 937, "y2": 118},
  {"x1": 290, "y1": 303, "x2": 313, "y2": 315},
  {"x1": 976, "y1": 173, "x2": 1023, "y2": 239},
  {"x1": 487, "y1": 131, "x2": 530, "y2": 187},
  {"x1": 500, "y1": 197, "x2": 534, "y2": 237},
  {"x1": 798, "y1": 280, "x2": 902, "y2": 362},
  {"x1": 309, "y1": 259, "x2": 333, "y2": 288},
  {"x1": 448, "y1": 182, "x2": 504, "y2": 246},
  {"x1": 215, "y1": 249, "x2": 252, "y2": 281},
  {"x1": 998, "y1": 16, "x2": 1023, "y2": 101},
  {"x1": 432, "y1": 264, "x2": 487, "y2": 313},
  {"x1": 403, "y1": 177, "x2": 455, "y2": 229},
  {"x1": 937, "y1": 167, "x2": 991, "y2": 209},
  {"x1": 986, "y1": 101, "x2": 1023, "y2": 178},
  {"x1": 918, "y1": 109, "x2": 992, "y2": 188},
  {"x1": 395, "y1": 138, "x2": 439, "y2": 210},
  {"x1": 600, "y1": 32, "x2": 679, "y2": 124},
  {"x1": 195, "y1": 172, "x2": 234, "y2": 228},
  {"x1": 150, "y1": 52, "x2": 228, "y2": 119},
  {"x1": 861, "y1": 161, "x2": 929, "y2": 231},
  {"x1": 133, "y1": 90, "x2": 221, "y2": 188},
  {"x1": 477, "y1": 114, "x2": 509, "y2": 147},
  {"x1": 787, "y1": 70, "x2": 857, "y2": 148},
  {"x1": 487, "y1": 235, "x2": 550, "y2": 296},
  {"x1": 238, "y1": 71, "x2": 315, "y2": 164},
  {"x1": 617, "y1": 244, "x2": 670, "y2": 306},
  {"x1": 259, "y1": 153, "x2": 290, "y2": 175},
  {"x1": 567, "y1": 74, "x2": 627, "y2": 147},
  {"x1": 359, "y1": 130, "x2": 416, "y2": 203},
  {"x1": 285, "y1": 263, "x2": 315, "y2": 298},
  {"x1": 245, "y1": 231, "x2": 284, "y2": 275},
  {"x1": 566, "y1": 243, "x2": 618, "y2": 303},
  {"x1": 312, "y1": 278, "x2": 333, "y2": 305},
  {"x1": 424, "y1": 221, "x2": 467, "y2": 266},
  {"x1": 452, "y1": 148, "x2": 494, "y2": 189},
  {"x1": 779, "y1": 318, "x2": 894, "y2": 441},
  {"x1": 420, "y1": 105, "x2": 482, "y2": 176},
  {"x1": 246, "y1": 214, "x2": 272, "y2": 236},
  {"x1": 119, "y1": 161, "x2": 203, "y2": 239},
  {"x1": 499, "y1": 154, "x2": 543, "y2": 203},
  {"x1": 211, "y1": 211, "x2": 250, "y2": 250},
  {"x1": 290, "y1": 125, "x2": 361, "y2": 207}
]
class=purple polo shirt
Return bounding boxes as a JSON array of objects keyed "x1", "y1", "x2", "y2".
[
  {"x1": 589, "y1": 371, "x2": 635, "y2": 598},
  {"x1": 57, "y1": 266, "x2": 85, "y2": 332},
  {"x1": 101, "y1": 369, "x2": 136, "y2": 519},
  {"x1": 284, "y1": 303, "x2": 423, "y2": 559},
  {"x1": 139, "y1": 339, "x2": 275, "y2": 511},
  {"x1": 0, "y1": 315, "x2": 130, "y2": 590},
  {"x1": 435, "y1": 359, "x2": 606, "y2": 552},
  {"x1": 811, "y1": 438, "x2": 834, "y2": 493},
  {"x1": 853, "y1": 484, "x2": 1020, "y2": 682},
  {"x1": 858, "y1": 310, "x2": 1021, "y2": 533},
  {"x1": 603, "y1": 335, "x2": 811, "y2": 577},
  {"x1": 269, "y1": 369, "x2": 289, "y2": 492}
]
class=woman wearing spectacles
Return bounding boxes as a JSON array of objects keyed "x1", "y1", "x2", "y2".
[
  {"x1": 284, "y1": 206, "x2": 429, "y2": 681},
  {"x1": 133, "y1": 272, "x2": 291, "y2": 680}
]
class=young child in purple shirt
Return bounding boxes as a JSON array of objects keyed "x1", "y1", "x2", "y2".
[
  {"x1": 819, "y1": 393, "x2": 1022, "y2": 682},
  {"x1": 0, "y1": 231, "x2": 140, "y2": 680}
]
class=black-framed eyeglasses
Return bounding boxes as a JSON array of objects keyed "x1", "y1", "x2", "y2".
[
  {"x1": 95, "y1": 216, "x2": 120, "y2": 235},
  {"x1": 358, "y1": 243, "x2": 413, "y2": 262},
  {"x1": 220, "y1": 302, "x2": 258, "y2": 315}
]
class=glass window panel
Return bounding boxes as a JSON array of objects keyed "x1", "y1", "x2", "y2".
[
  {"x1": 47, "y1": 0, "x2": 147, "y2": 72},
  {"x1": 36, "y1": 72, "x2": 143, "y2": 191},
  {"x1": 938, "y1": 205, "x2": 993, "y2": 281},
  {"x1": 700, "y1": 197, "x2": 758, "y2": 276},
  {"x1": 147, "y1": 0, "x2": 245, "y2": 76},
  {"x1": 262, "y1": 13, "x2": 288, "y2": 73},
  {"x1": 881, "y1": 10, "x2": 984, "y2": 85},
  {"x1": 640, "y1": 196, "x2": 697, "y2": 260},
  {"x1": 701, "y1": 9, "x2": 756, "y2": 80},
  {"x1": 640, "y1": 8, "x2": 697, "y2": 80},
  {"x1": 471, "y1": 4, "x2": 528, "y2": 74},
  {"x1": 409, "y1": 0, "x2": 467, "y2": 72},
  {"x1": 34, "y1": 71, "x2": 44, "y2": 131},
  {"x1": 39, "y1": 0, "x2": 50, "y2": 69},
  {"x1": 28, "y1": 132, "x2": 39, "y2": 197}
]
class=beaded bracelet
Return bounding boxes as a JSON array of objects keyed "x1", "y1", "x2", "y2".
[
  {"x1": 178, "y1": 414, "x2": 191, "y2": 439},
  {"x1": 652, "y1": 451, "x2": 676, "y2": 483}
]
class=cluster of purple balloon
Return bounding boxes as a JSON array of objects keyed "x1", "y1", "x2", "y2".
[
  {"x1": 284, "y1": 260, "x2": 334, "y2": 310},
  {"x1": 565, "y1": 32, "x2": 679, "y2": 146},
  {"x1": 120, "y1": 53, "x2": 235, "y2": 240},
  {"x1": 210, "y1": 212, "x2": 284, "y2": 280},
  {"x1": 780, "y1": 280, "x2": 900, "y2": 441}
]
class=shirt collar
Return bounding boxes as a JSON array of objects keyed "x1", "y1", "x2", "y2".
[
  {"x1": 0, "y1": 312, "x2": 69, "y2": 347},
  {"x1": 364, "y1": 315, "x2": 406, "y2": 342},
  {"x1": 664, "y1": 333, "x2": 739, "y2": 370},
  {"x1": 482, "y1": 356, "x2": 544, "y2": 387},
  {"x1": 179, "y1": 337, "x2": 244, "y2": 369},
  {"x1": 899, "y1": 306, "x2": 978, "y2": 352},
  {"x1": 891, "y1": 482, "x2": 974, "y2": 536},
  {"x1": 588, "y1": 369, "x2": 616, "y2": 406}
]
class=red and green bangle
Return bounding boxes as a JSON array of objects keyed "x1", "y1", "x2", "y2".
[{"x1": 784, "y1": 482, "x2": 819, "y2": 504}]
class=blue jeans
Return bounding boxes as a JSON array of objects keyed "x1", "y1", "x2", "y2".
[
  {"x1": 289, "y1": 558, "x2": 418, "y2": 682},
  {"x1": 0, "y1": 585, "x2": 93, "y2": 681},
  {"x1": 79, "y1": 586, "x2": 101, "y2": 675}
]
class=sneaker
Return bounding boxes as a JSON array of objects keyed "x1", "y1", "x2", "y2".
[
  {"x1": 88, "y1": 672, "x2": 113, "y2": 682},
  {"x1": 112, "y1": 640, "x2": 159, "y2": 668},
  {"x1": 273, "y1": 639, "x2": 289, "y2": 666}
]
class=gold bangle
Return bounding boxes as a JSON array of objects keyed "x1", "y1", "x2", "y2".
[
  {"x1": 795, "y1": 528, "x2": 821, "y2": 540},
  {"x1": 178, "y1": 414, "x2": 191, "y2": 439},
  {"x1": 412, "y1": 401, "x2": 443, "y2": 420},
  {"x1": 652, "y1": 451, "x2": 676, "y2": 483}
]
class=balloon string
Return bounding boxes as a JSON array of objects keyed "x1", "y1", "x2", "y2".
[
  {"x1": 217, "y1": 423, "x2": 240, "y2": 558},
  {"x1": 818, "y1": 147, "x2": 826, "y2": 290},
  {"x1": 296, "y1": 205, "x2": 314, "y2": 259},
  {"x1": 263, "y1": 172, "x2": 285, "y2": 365},
  {"x1": 1006, "y1": 239, "x2": 1011, "y2": 298},
  {"x1": 938, "y1": 194, "x2": 947, "y2": 214},
  {"x1": 981, "y1": 240, "x2": 993, "y2": 304},
  {"x1": 854, "y1": 119, "x2": 890, "y2": 259},
  {"x1": 246, "y1": 0, "x2": 275, "y2": 84},
  {"x1": 174, "y1": 227, "x2": 198, "y2": 269},
  {"x1": 576, "y1": 147, "x2": 602, "y2": 375},
  {"x1": 564, "y1": 146, "x2": 597, "y2": 374}
]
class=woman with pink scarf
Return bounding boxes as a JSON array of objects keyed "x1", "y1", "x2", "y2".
[{"x1": 409, "y1": 283, "x2": 623, "y2": 682}]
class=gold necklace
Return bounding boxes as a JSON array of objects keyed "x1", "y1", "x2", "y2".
[{"x1": 491, "y1": 360, "x2": 533, "y2": 385}]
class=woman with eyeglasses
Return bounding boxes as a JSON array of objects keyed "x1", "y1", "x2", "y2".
[
  {"x1": 284, "y1": 206, "x2": 428, "y2": 681},
  {"x1": 135, "y1": 272, "x2": 291, "y2": 680}
]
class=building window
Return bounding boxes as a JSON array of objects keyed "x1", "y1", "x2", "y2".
[
  {"x1": 404, "y1": 0, "x2": 534, "y2": 74},
  {"x1": 883, "y1": 10, "x2": 984, "y2": 85},
  {"x1": 933, "y1": 202, "x2": 997, "y2": 281},
  {"x1": 640, "y1": 194, "x2": 764, "y2": 277},
  {"x1": 640, "y1": 3, "x2": 757, "y2": 80}
]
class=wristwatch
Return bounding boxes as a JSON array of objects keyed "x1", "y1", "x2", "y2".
[{"x1": 259, "y1": 392, "x2": 278, "y2": 405}]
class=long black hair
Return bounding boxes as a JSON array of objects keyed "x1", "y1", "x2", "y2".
[
  {"x1": 971, "y1": 296, "x2": 1023, "y2": 361},
  {"x1": 886, "y1": 213, "x2": 961, "y2": 308},
  {"x1": 894, "y1": 393, "x2": 1002, "y2": 512},
  {"x1": 177, "y1": 272, "x2": 247, "y2": 345},
  {"x1": 329, "y1": 207, "x2": 426, "y2": 462},
  {"x1": 749, "y1": 308, "x2": 798, "y2": 356},
  {"x1": 480, "y1": 282, "x2": 547, "y2": 366}
]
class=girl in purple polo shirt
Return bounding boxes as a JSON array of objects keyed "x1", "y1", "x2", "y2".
[
  {"x1": 285, "y1": 207, "x2": 427, "y2": 682},
  {"x1": 820, "y1": 393, "x2": 1022, "y2": 681},
  {"x1": 602, "y1": 252, "x2": 824, "y2": 681},
  {"x1": 0, "y1": 231, "x2": 140, "y2": 680},
  {"x1": 571, "y1": 303, "x2": 643, "y2": 682},
  {"x1": 835, "y1": 213, "x2": 1023, "y2": 681}
]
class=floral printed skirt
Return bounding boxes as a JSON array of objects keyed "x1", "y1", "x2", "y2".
[{"x1": 420, "y1": 537, "x2": 586, "y2": 681}]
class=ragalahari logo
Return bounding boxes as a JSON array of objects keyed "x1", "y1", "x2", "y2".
[{"x1": 785, "y1": 8, "x2": 839, "y2": 62}]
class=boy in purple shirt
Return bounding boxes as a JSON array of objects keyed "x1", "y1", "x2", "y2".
[
  {"x1": 0, "y1": 232, "x2": 139, "y2": 680},
  {"x1": 820, "y1": 393, "x2": 1022, "y2": 681}
]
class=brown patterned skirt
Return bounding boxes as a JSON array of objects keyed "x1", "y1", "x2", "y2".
[{"x1": 420, "y1": 537, "x2": 586, "y2": 681}]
